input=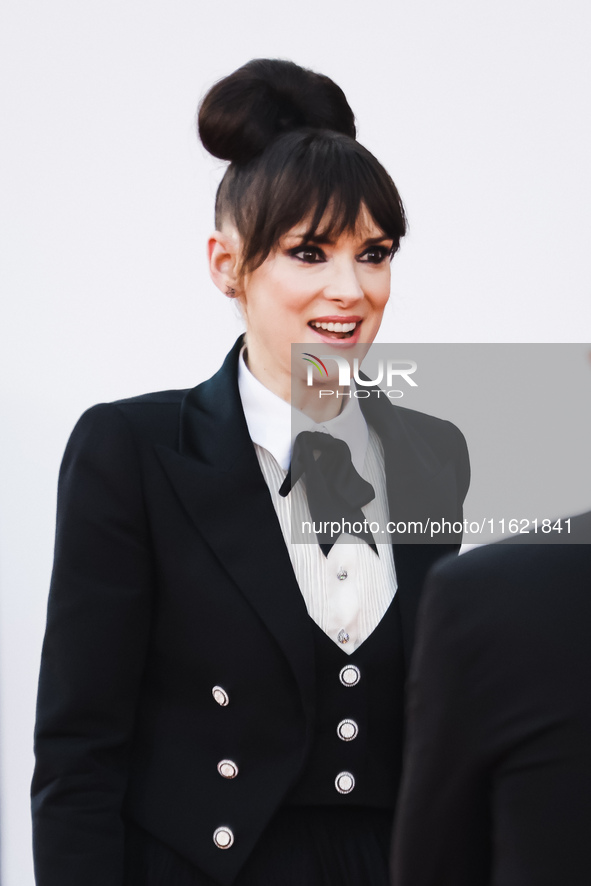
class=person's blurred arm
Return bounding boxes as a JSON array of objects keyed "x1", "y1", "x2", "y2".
[{"x1": 391, "y1": 558, "x2": 494, "y2": 886}]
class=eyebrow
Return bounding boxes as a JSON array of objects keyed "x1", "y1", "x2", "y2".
[{"x1": 284, "y1": 233, "x2": 393, "y2": 246}]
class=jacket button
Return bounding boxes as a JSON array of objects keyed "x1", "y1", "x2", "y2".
[
  {"x1": 339, "y1": 665, "x2": 360, "y2": 687},
  {"x1": 337, "y1": 719, "x2": 358, "y2": 741},
  {"x1": 213, "y1": 826, "x2": 234, "y2": 849},
  {"x1": 335, "y1": 771, "x2": 355, "y2": 794},
  {"x1": 217, "y1": 759, "x2": 238, "y2": 779},
  {"x1": 212, "y1": 686, "x2": 229, "y2": 706}
]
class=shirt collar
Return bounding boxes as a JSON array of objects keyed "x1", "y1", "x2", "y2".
[{"x1": 237, "y1": 346, "x2": 368, "y2": 473}]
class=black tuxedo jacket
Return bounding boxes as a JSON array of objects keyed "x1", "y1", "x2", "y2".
[
  {"x1": 391, "y1": 511, "x2": 591, "y2": 886},
  {"x1": 32, "y1": 336, "x2": 469, "y2": 886}
]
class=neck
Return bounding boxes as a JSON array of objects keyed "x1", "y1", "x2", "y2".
[
  {"x1": 291, "y1": 376, "x2": 346, "y2": 422},
  {"x1": 244, "y1": 347, "x2": 346, "y2": 422}
]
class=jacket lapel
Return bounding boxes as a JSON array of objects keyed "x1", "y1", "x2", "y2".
[
  {"x1": 155, "y1": 338, "x2": 315, "y2": 719},
  {"x1": 360, "y1": 391, "x2": 462, "y2": 664}
]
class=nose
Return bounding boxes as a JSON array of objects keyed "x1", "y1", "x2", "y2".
[{"x1": 324, "y1": 257, "x2": 364, "y2": 304}]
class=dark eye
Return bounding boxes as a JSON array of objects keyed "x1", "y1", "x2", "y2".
[
  {"x1": 290, "y1": 245, "x2": 326, "y2": 264},
  {"x1": 359, "y1": 245, "x2": 391, "y2": 264}
]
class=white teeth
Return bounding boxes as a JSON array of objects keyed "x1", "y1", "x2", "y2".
[{"x1": 311, "y1": 321, "x2": 357, "y2": 333}]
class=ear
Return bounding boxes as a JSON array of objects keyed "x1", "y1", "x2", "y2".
[{"x1": 207, "y1": 229, "x2": 243, "y2": 298}]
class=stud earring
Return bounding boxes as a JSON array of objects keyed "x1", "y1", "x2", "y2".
[{"x1": 225, "y1": 285, "x2": 236, "y2": 297}]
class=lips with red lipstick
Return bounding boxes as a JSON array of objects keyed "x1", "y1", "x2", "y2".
[{"x1": 308, "y1": 316, "x2": 362, "y2": 341}]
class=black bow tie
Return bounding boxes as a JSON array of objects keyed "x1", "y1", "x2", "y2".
[{"x1": 279, "y1": 431, "x2": 377, "y2": 556}]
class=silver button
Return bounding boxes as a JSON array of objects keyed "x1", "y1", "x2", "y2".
[
  {"x1": 339, "y1": 664, "x2": 360, "y2": 687},
  {"x1": 337, "y1": 719, "x2": 359, "y2": 741},
  {"x1": 335, "y1": 771, "x2": 355, "y2": 794},
  {"x1": 337, "y1": 629, "x2": 350, "y2": 645},
  {"x1": 212, "y1": 686, "x2": 229, "y2": 706},
  {"x1": 213, "y1": 826, "x2": 234, "y2": 849},
  {"x1": 217, "y1": 759, "x2": 238, "y2": 779},
  {"x1": 337, "y1": 568, "x2": 348, "y2": 581}
]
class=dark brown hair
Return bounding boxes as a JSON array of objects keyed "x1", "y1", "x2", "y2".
[{"x1": 198, "y1": 59, "x2": 406, "y2": 276}]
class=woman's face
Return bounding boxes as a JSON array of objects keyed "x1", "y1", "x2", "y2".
[{"x1": 237, "y1": 206, "x2": 394, "y2": 399}]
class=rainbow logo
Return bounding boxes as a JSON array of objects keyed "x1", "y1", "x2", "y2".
[{"x1": 302, "y1": 353, "x2": 329, "y2": 376}]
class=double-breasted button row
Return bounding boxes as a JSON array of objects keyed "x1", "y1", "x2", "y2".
[
  {"x1": 336, "y1": 667, "x2": 360, "y2": 792},
  {"x1": 211, "y1": 688, "x2": 236, "y2": 847}
]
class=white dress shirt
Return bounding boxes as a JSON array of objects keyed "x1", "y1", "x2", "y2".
[{"x1": 238, "y1": 349, "x2": 397, "y2": 653}]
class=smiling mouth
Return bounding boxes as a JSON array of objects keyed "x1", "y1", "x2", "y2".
[{"x1": 309, "y1": 320, "x2": 359, "y2": 340}]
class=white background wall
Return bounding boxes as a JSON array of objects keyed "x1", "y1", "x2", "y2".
[{"x1": 1, "y1": 1, "x2": 590, "y2": 882}]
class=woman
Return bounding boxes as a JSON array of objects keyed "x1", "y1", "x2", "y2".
[{"x1": 32, "y1": 59, "x2": 470, "y2": 885}]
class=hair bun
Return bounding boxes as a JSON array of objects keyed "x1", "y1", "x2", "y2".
[{"x1": 198, "y1": 58, "x2": 356, "y2": 164}]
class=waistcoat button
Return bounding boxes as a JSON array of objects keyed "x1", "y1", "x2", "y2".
[
  {"x1": 212, "y1": 686, "x2": 229, "y2": 706},
  {"x1": 339, "y1": 664, "x2": 360, "y2": 687},
  {"x1": 217, "y1": 759, "x2": 238, "y2": 779},
  {"x1": 337, "y1": 719, "x2": 359, "y2": 741},
  {"x1": 213, "y1": 827, "x2": 234, "y2": 849},
  {"x1": 335, "y1": 771, "x2": 355, "y2": 794}
]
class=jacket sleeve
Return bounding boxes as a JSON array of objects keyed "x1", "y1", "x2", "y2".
[
  {"x1": 391, "y1": 561, "x2": 492, "y2": 886},
  {"x1": 32, "y1": 403, "x2": 155, "y2": 886}
]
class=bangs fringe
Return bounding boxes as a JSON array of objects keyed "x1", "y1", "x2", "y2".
[{"x1": 216, "y1": 130, "x2": 406, "y2": 276}]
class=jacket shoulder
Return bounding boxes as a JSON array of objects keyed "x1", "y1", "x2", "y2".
[
  {"x1": 65, "y1": 388, "x2": 192, "y2": 456},
  {"x1": 387, "y1": 401, "x2": 470, "y2": 484},
  {"x1": 422, "y1": 528, "x2": 591, "y2": 640},
  {"x1": 112, "y1": 388, "x2": 190, "y2": 406},
  {"x1": 391, "y1": 401, "x2": 465, "y2": 440}
]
